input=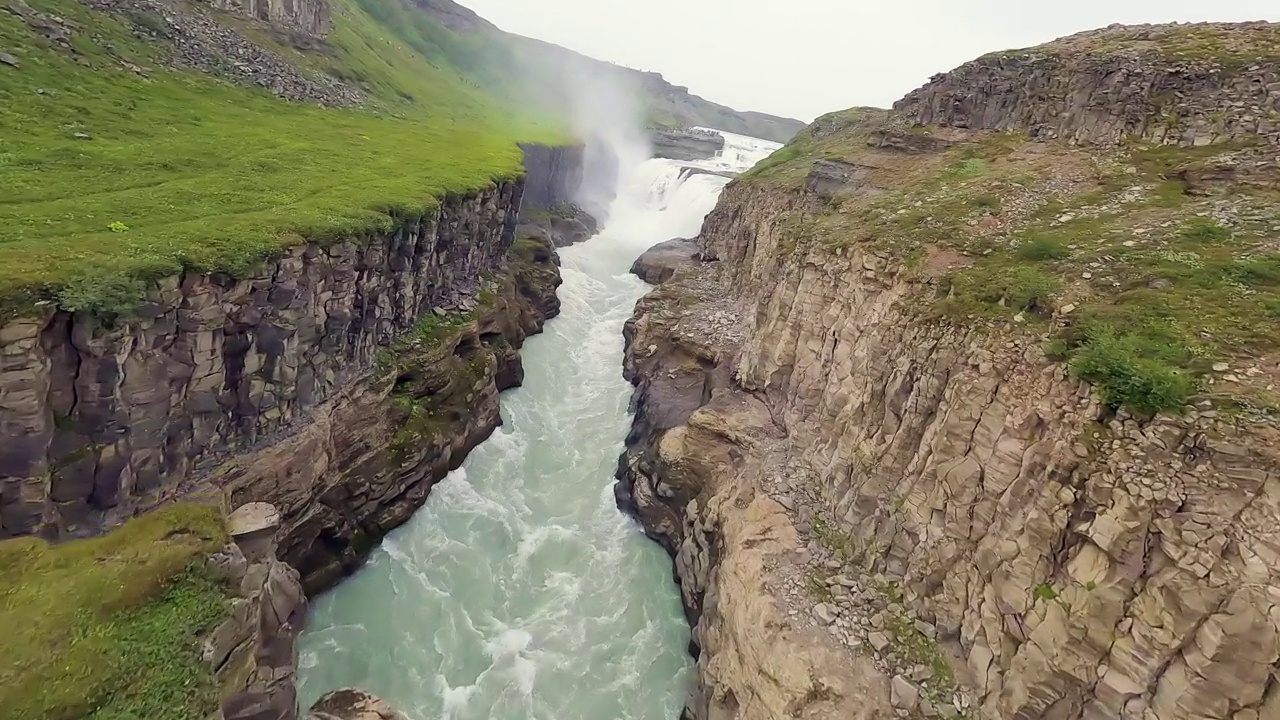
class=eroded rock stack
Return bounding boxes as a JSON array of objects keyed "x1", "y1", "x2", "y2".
[{"x1": 209, "y1": 503, "x2": 307, "y2": 720}]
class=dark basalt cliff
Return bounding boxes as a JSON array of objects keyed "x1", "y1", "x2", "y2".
[{"x1": 0, "y1": 145, "x2": 585, "y2": 592}]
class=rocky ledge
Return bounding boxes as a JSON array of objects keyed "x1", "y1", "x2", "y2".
[
  {"x1": 518, "y1": 203, "x2": 599, "y2": 248},
  {"x1": 208, "y1": 502, "x2": 410, "y2": 720},
  {"x1": 650, "y1": 127, "x2": 727, "y2": 162},
  {"x1": 629, "y1": 237, "x2": 698, "y2": 285}
]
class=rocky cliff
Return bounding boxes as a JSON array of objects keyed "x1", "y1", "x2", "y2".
[
  {"x1": 0, "y1": 146, "x2": 583, "y2": 592},
  {"x1": 207, "y1": 0, "x2": 333, "y2": 37},
  {"x1": 619, "y1": 22, "x2": 1280, "y2": 720}
]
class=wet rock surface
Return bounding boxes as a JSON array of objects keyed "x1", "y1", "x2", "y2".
[
  {"x1": 517, "y1": 203, "x2": 598, "y2": 248},
  {"x1": 208, "y1": 503, "x2": 412, "y2": 720},
  {"x1": 304, "y1": 689, "x2": 407, "y2": 720},
  {"x1": 677, "y1": 165, "x2": 738, "y2": 181},
  {"x1": 520, "y1": 143, "x2": 585, "y2": 211}
]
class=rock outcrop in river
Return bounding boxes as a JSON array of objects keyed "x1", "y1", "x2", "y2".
[
  {"x1": 620, "y1": 21, "x2": 1280, "y2": 720},
  {"x1": 650, "y1": 128, "x2": 727, "y2": 162}
]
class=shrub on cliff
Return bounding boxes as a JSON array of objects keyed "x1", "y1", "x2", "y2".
[{"x1": 1069, "y1": 326, "x2": 1195, "y2": 414}]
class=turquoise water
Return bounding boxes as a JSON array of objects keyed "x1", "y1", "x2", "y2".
[{"x1": 297, "y1": 135, "x2": 779, "y2": 720}]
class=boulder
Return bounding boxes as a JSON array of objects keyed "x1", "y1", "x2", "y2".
[
  {"x1": 306, "y1": 689, "x2": 408, "y2": 720},
  {"x1": 630, "y1": 237, "x2": 698, "y2": 285}
]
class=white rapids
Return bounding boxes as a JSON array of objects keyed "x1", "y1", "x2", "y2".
[{"x1": 297, "y1": 130, "x2": 782, "y2": 720}]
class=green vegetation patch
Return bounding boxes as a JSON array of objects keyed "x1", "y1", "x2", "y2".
[
  {"x1": 739, "y1": 106, "x2": 890, "y2": 186},
  {"x1": 743, "y1": 108, "x2": 1280, "y2": 415},
  {"x1": 0, "y1": 503, "x2": 230, "y2": 720},
  {"x1": 0, "y1": 0, "x2": 566, "y2": 316},
  {"x1": 1032, "y1": 582, "x2": 1060, "y2": 601}
]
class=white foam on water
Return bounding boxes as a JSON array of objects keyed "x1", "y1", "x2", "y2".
[{"x1": 297, "y1": 131, "x2": 780, "y2": 720}]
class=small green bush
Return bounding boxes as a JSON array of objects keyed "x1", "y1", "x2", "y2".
[
  {"x1": 1227, "y1": 256, "x2": 1280, "y2": 287},
  {"x1": 56, "y1": 272, "x2": 150, "y2": 323},
  {"x1": 952, "y1": 263, "x2": 1061, "y2": 313},
  {"x1": 1151, "y1": 180, "x2": 1188, "y2": 207},
  {"x1": 1069, "y1": 326, "x2": 1194, "y2": 414},
  {"x1": 1016, "y1": 236, "x2": 1070, "y2": 261},
  {"x1": 1032, "y1": 582, "x2": 1059, "y2": 601},
  {"x1": 971, "y1": 194, "x2": 1001, "y2": 211},
  {"x1": 1177, "y1": 217, "x2": 1233, "y2": 244},
  {"x1": 941, "y1": 157, "x2": 988, "y2": 182}
]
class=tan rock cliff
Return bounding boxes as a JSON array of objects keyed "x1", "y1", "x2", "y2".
[{"x1": 619, "y1": 22, "x2": 1280, "y2": 720}]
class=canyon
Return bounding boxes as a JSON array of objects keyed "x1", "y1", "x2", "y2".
[{"x1": 4, "y1": 1, "x2": 1280, "y2": 719}]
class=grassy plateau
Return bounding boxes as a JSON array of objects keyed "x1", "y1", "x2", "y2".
[
  {"x1": 1, "y1": 0, "x2": 571, "y2": 714},
  {"x1": 0, "y1": 0, "x2": 566, "y2": 316}
]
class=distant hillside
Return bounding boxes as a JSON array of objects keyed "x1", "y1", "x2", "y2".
[
  {"x1": 0, "y1": 0, "x2": 801, "y2": 313},
  {"x1": 408, "y1": 0, "x2": 807, "y2": 143}
]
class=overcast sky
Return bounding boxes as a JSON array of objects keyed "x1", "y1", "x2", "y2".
[{"x1": 463, "y1": 0, "x2": 1279, "y2": 122}]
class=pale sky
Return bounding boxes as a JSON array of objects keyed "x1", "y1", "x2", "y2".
[{"x1": 463, "y1": 0, "x2": 1279, "y2": 121}]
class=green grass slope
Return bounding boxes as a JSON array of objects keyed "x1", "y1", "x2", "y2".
[
  {"x1": 0, "y1": 504, "x2": 229, "y2": 720},
  {"x1": 402, "y1": 0, "x2": 807, "y2": 142},
  {"x1": 0, "y1": 0, "x2": 567, "y2": 317}
]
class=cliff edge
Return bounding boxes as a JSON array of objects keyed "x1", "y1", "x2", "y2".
[{"x1": 620, "y1": 21, "x2": 1280, "y2": 720}]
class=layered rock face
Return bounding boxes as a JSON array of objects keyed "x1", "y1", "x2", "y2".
[
  {"x1": 520, "y1": 143, "x2": 585, "y2": 210},
  {"x1": 206, "y1": 0, "x2": 333, "y2": 37},
  {"x1": 894, "y1": 23, "x2": 1280, "y2": 147},
  {"x1": 619, "y1": 23, "x2": 1280, "y2": 720},
  {"x1": 0, "y1": 147, "x2": 583, "y2": 591}
]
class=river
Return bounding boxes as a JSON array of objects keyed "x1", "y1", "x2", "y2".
[{"x1": 297, "y1": 130, "x2": 781, "y2": 720}]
